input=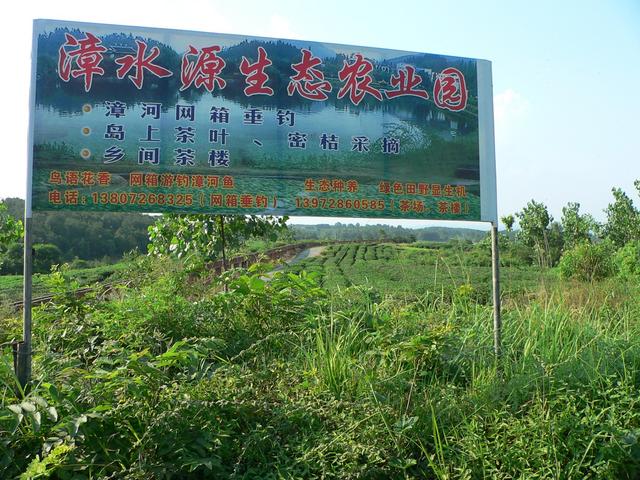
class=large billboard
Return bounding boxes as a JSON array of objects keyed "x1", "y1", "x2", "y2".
[{"x1": 28, "y1": 19, "x2": 496, "y2": 222}]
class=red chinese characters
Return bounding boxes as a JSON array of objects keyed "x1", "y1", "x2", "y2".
[
  {"x1": 58, "y1": 32, "x2": 107, "y2": 92},
  {"x1": 181, "y1": 45, "x2": 227, "y2": 92},
  {"x1": 433, "y1": 67, "x2": 467, "y2": 111},
  {"x1": 115, "y1": 40, "x2": 173, "y2": 90},
  {"x1": 55, "y1": 31, "x2": 471, "y2": 111},
  {"x1": 337, "y1": 54, "x2": 382, "y2": 106},
  {"x1": 239, "y1": 46, "x2": 274, "y2": 96},
  {"x1": 384, "y1": 66, "x2": 429, "y2": 99},
  {"x1": 288, "y1": 49, "x2": 332, "y2": 101}
]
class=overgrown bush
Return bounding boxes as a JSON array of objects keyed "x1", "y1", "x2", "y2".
[
  {"x1": 559, "y1": 240, "x2": 616, "y2": 281},
  {"x1": 615, "y1": 240, "x2": 640, "y2": 279},
  {"x1": 0, "y1": 243, "x2": 63, "y2": 274},
  {"x1": 33, "y1": 244, "x2": 63, "y2": 274},
  {"x1": 0, "y1": 242, "x2": 22, "y2": 274}
]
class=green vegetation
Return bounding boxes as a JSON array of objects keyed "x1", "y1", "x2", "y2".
[
  {"x1": 603, "y1": 188, "x2": 640, "y2": 248},
  {"x1": 0, "y1": 202, "x2": 22, "y2": 255},
  {"x1": 2, "y1": 179, "x2": 640, "y2": 478},
  {"x1": 506, "y1": 179, "x2": 640, "y2": 280},
  {"x1": 615, "y1": 240, "x2": 640, "y2": 280},
  {"x1": 1, "y1": 198, "x2": 153, "y2": 274},
  {"x1": 0, "y1": 261, "x2": 131, "y2": 308},
  {"x1": 148, "y1": 214, "x2": 288, "y2": 270},
  {"x1": 559, "y1": 241, "x2": 616, "y2": 282},
  {"x1": 2, "y1": 240, "x2": 640, "y2": 478},
  {"x1": 288, "y1": 242, "x2": 547, "y2": 303},
  {"x1": 291, "y1": 223, "x2": 486, "y2": 243}
]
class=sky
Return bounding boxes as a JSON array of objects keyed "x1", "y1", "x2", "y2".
[{"x1": 2, "y1": 0, "x2": 639, "y2": 229}]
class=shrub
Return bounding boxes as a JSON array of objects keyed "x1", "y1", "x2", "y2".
[
  {"x1": 33, "y1": 243, "x2": 63, "y2": 273},
  {"x1": 0, "y1": 243, "x2": 62, "y2": 274},
  {"x1": 615, "y1": 240, "x2": 640, "y2": 279},
  {"x1": 0, "y1": 242, "x2": 22, "y2": 274},
  {"x1": 559, "y1": 241, "x2": 616, "y2": 281},
  {"x1": 68, "y1": 258, "x2": 91, "y2": 269}
]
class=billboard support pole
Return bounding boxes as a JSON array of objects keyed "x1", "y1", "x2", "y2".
[
  {"x1": 490, "y1": 222, "x2": 502, "y2": 360},
  {"x1": 16, "y1": 218, "x2": 33, "y2": 391},
  {"x1": 219, "y1": 215, "x2": 228, "y2": 292},
  {"x1": 477, "y1": 59, "x2": 500, "y2": 361},
  {"x1": 17, "y1": 23, "x2": 38, "y2": 392},
  {"x1": 219, "y1": 215, "x2": 227, "y2": 271}
]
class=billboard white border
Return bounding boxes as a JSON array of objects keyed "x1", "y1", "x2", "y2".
[{"x1": 477, "y1": 59, "x2": 498, "y2": 224}]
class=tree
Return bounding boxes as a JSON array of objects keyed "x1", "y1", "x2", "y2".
[
  {"x1": 1, "y1": 198, "x2": 154, "y2": 262},
  {"x1": 0, "y1": 201, "x2": 22, "y2": 252},
  {"x1": 560, "y1": 202, "x2": 597, "y2": 250},
  {"x1": 516, "y1": 200, "x2": 554, "y2": 267},
  {"x1": 501, "y1": 214, "x2": 515, "y2": 233},
  {"x1": 33, "y1": 243, "x2": 63, "y2": 273},
  {"x1": 0, "y1": 200, "x2": 23, "y2": 274},
  {"x1": 0, "y1": 242, "x2": 23, "y2": 274},
  {"x1": 615, "y1": 240, "x2": 640, "y2": 279},
  {"x1": 603, "y1": 187, "x2": 639, "y2": 248},
  {"x1": 548, "y1": 221, "x2": 565, "y2": 267},
  {"x1": 148, "y1": 214, "x2": 288, "y2": 268}
]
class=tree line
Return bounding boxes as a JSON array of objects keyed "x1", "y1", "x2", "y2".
[
  {"x1": 499, "y1": 179, "x2": 640, "y2": 280},
  {"x1": 0, "y1": 198, "x2": 154, "y2": 274},
  {"x1": 290, "y1": 223, "x2": 486, "y2": 243}
]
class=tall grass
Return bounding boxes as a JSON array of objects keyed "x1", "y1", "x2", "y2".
[
  {"x1": 304, "y1": 311, "x2": 366, "y2": 400},
  {"x1": 2, "y1": 245, "x2": 639, "y2": 478},
  {"x1": 298, "y1": 246, "x2": 640, "y2": 478}
]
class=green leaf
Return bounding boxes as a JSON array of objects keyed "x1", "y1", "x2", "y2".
[
  {"x1": 390, "y1": 457, "x2": 417, "y2": 470},
  {"x1": 249, "y1": 275, "x2": 265, "y2": 292},
  {"x1": 393, "y1": 415, "x2": 418, "y2": 433},
  {"x1": 45, "y1": 383, "x2": 60, "y2": 403},
  {"x1": 89, "y1": 404, "x2": 112, "y2": 413}
]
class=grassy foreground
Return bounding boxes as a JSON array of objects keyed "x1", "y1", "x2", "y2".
[{"x1": 1, "y1": 243, "x2": 640, "y2": 479}]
